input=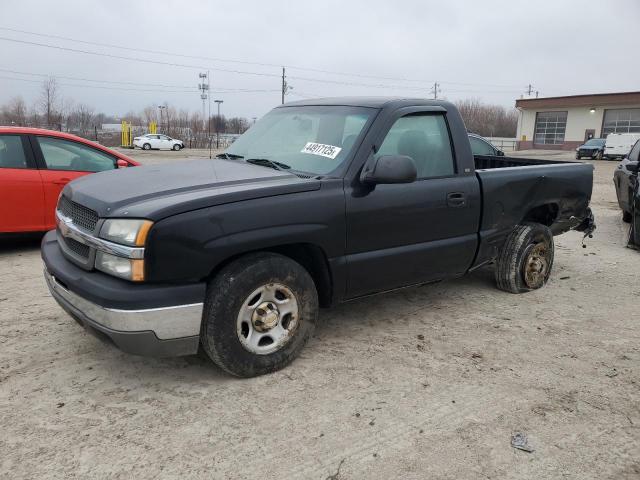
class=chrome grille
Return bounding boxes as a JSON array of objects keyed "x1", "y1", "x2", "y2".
[
  {"x1": 58, "y1": 195, "x2": 99, "y2": 233},
  {"x1": 62, "y1": 236, "x2": 91, "y2": 259}
]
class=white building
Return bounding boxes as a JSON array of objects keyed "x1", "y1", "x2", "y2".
[{"x1": 515, "y1": 91, "x2": 640, "y2": 150}]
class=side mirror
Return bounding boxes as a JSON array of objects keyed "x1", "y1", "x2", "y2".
[
  {"x1": 625, "y1": 160, "x2": 639, "y2": 173},
  {"x1": 496, "y1": 149, "x2": 505, "y2": 156},
  {"x1": 116, "y1": 159, "x2": 129, "y2": 169},
  {"x1": 360, "y1": 155, "x2": 417, "y2": 185}
]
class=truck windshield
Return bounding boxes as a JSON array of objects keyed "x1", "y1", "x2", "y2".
[{"x1": 224, "y1": 105, "x2": 376, "y2": 175}]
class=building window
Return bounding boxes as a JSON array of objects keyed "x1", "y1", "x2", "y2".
[
  {"x1": 534, "y1": 111, "x2": 567, "y2": 145},
  {"x1": 602, "y1": 108, "x2": 640, "y2": 136}
]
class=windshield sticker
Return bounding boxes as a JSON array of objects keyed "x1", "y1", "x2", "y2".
[{"x1": 301, "y1": 142, "x2": 342, "y2": 160}]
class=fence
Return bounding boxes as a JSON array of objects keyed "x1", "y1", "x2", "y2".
[{"x1": 486, "y1": 137, "x2": 517, "y2": 151}]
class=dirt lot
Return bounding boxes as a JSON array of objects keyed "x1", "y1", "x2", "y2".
[{"x1": 1, "y1": 150, "x2": 638, "y2": 479}]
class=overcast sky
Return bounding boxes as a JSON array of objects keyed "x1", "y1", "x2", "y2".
[{"x1": 1, "y1": 0, "x2": 639, "y2": 120}]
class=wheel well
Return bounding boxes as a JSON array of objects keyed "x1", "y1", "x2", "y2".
[
  {"x1": 523, "y1": 203, "x2": 559, "y2": 226},
  {"x1": 208, "y1": 243, "x2": 333, "y2": 307}
]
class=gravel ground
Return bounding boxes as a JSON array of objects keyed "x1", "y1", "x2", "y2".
[{"x1": 1, "y1": 150, "x2": 638, "y2": 479}]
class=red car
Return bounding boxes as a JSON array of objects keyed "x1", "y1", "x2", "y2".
[{"x1": 0, "y1": 127, "x2": 139, "y2": 233}]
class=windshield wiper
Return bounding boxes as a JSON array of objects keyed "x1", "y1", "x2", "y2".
[
  {"x1": 245, "y1": 158, "x2": 291, "y2": 171},
  {"x1": 215, "y1": 153, "x2": 244, "y2": 159}
]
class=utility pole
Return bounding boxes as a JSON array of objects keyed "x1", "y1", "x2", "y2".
[
  {"x1": 198, "y1": 72, "x2": 209, "y2": 131},
  {"x1": 281, "y1": 67, "x2": 286, "y2": 104},
  {"x1": 431, "y1": 81, "x2": 440, "y2": 99},
  {"x1": 157, "y1": 105, "x2": 166, "y2": 133},
  {"x1": 214, "y1": 99, "x2": 223, "y2": 149}
]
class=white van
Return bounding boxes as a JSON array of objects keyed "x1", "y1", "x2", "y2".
[{"x1": 604, "y1": 133, "x2": 640, "y2": 159}]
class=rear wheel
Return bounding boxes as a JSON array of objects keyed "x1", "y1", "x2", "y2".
[
  {"x1": 495, "y1": 222, "x2": 554, "y2": 294},
  {"x1": 200, "y1": 252, "x2": 319, "y2": 377}
]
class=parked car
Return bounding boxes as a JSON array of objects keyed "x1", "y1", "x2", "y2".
[
  {"x1": 575, "y1": 138, "x2": 605, "y2": 160},
  {"x1": 468, "y1": 133, "x2": 504, "y2": 156},
  {"x1": 604, "y1": 133, "x2": 640, "y2": 160},
  {"x1": 0, "y1": 127, "x2": 138, "y2": 234},
  {"x1": 133, "y1": 133, "x2": 184, "y2": 151},
  {"x1": 613, "y1": 139, "x2": 640, "y2": 223},
  {"x1": 42, "y1": 98, "x2": 595, "y2": 377}
]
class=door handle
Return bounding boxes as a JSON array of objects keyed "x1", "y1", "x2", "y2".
[
  {"x1": 447, "y1": 192, "x2": 467, "y2": 208},
  {"x1": 53, "y1": 178, "x2": 71, "y2": 185}
]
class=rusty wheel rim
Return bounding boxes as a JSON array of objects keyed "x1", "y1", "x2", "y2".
[
  {"x1": 523, "y1": 241, "x2": 550, "y2": 289},
  {"x1": 236, "y1": 283, "x2": 299, "y2": 355}
]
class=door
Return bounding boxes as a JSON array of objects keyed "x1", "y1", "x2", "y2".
[
  {"x1": 0, "y1": 134, "x2": 45, "y2": 233},
  {"x1": 584, "y1": 129, "x2": 595, "y2": 142},
  {"x1": 145, "y1": 135, "x2": 159, "y2": 148},
  {"x1": 33, "y1": 135, "x2": 118, "y2": 228},
  {"x1": 159, "y1": 135, "x2": 172, "y2": 150},
  {"x1": 345, "y1": 112, "x2": 481, "y2": 297}
]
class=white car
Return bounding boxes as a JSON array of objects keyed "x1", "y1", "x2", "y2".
[{"x1": 133, "y1": 134, "x2": 184, "y2": 151}]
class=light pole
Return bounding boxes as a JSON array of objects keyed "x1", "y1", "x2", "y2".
[
  {"x1": 157, "y1": 105, "x2": 166, "y2": 133},
  {"x1": 214, "y1": 100, "x2": 223, "y2": 149}
]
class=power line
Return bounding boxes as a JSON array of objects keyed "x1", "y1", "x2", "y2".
[
  {"x1": 0, "y1": 75, "x2": 278, "y2": 94},
  {"x1": 0, "y1": 67, "x2": 279, "y2": 92},
  {"x1": 0, "y1": 26, "x2": 525, "y2": 89},
  {"x1": 0, "y1": 36, "x2": 443, "y2": 92}
]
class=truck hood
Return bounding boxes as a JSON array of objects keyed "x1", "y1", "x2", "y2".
[{"x1": 63, "y1": 158, "x2": 321, "y2": 220}]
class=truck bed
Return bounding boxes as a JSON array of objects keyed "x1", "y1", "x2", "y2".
[{"x1": 471, "y1": 154, "x2": 594, "y2": 270}]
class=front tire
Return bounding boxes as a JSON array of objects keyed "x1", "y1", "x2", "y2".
[
  {"x1": 575, "y1": 153, "x2": 581, "y2": 159},
  {"x1": 172, "y1": 144, "x2": 181, "y2": 151},
  {"x1": 142, "y1": 143, "x2": 151, "y2": 150},
  {"x1": 495, "y1": 222, "x2": 554, "y2": 294},
  {"x1": 596, "y1": 150, "x2": 603, "y2": 160},
  {"x1": 200, "y1": 252, "x2": 319, "y2": 377}
]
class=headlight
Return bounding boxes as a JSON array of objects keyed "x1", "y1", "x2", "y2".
[
  {"x1": 100, "y1": 219, "x2": 153, "y2": 246},
  {"x1": 95, "y1": 251, "x2": 145, "y2": 281}
]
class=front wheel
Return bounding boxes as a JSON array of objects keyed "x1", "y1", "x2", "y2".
[
  {"x1": 495, "y1": 222, "x2": 554, "y2": 293},
  {"x1": 172, "y1": 144, "x2": 181, "y2": 151},
  {"x1": 142, "y1": 143, "x2": 151, "y2": 150},
  {"x1": 596, "y1": 150, "x2": 603, "y2": 160},
  {"x1": 200, "y1": 252, "x2": 319, "y2": 377}
]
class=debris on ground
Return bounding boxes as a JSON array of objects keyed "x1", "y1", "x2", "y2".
[
  {"x1": 511, "y1": 432, "x2": 535, "y2": 453},
  {"x1": 326, "y1": 458, "x2": 346, "y2": 480}
]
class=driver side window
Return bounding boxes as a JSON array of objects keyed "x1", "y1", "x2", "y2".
[
  {"x1": 37, "y1": 137, "x2": 116, "y2": 172},
  {"x1": 378, "y1": 114, "x2": 454, "y2": 178}
]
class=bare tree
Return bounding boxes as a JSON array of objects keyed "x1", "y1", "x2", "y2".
[
  {"x1": 142, "y1": 105, "x2": 157, "y2": 125},
  {"x1": 71, "y1": 103, "x2": 95, "y2": 135},
  {"x1": 227, "y1": 117, "x2": 249, "y2": 134},
  {"x1": 455, "y1": 98, "x2": 518, "y2": 137},
  {"x1": 2, "y1": 96, "x2": 27, "y2": 126},
  {"x1": 39, "y1": 77, "x2": 59, "y2": 127}
]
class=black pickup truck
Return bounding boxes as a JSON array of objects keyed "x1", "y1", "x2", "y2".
[{"x1": 42, "y1": 98, "x2": 595, "y2": 377}]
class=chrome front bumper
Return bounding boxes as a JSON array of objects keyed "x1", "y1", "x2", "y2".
[{"x1": 44, "y1": 269, "x2": 203, "y2": 356}]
